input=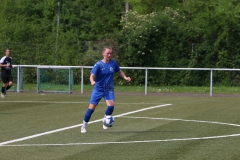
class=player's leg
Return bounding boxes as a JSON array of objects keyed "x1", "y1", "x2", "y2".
[
  {"x1": 3, "y1": 74, "x2": 13, "y2": 96},
  {"x1": 81, "y1": 104, "x2": 96, "y2": 133},
  {"x1": 81, "y1": 90, "x2": 103, "y2": 133},
  {"x1": 105, "y1": 90, "x2": 115, "y2": 115},
  {"x1": 4, "y1": 81, "x2": 13, "y2": 96},
  {"x1": 84, "y1": 104, "x2": 97, "y2": 122},
  {"x1": 6, "y1": 80, "x2": 13, "y2": 91},
  {"x1": 1, "y1": 83, "x2": 7, "y2": 98},
  {"x1": 1, "y1": 73, "x2": 7, "y2": 98},
  {"x1": 105, "y1": 100, "x2": 115, "y2": 115},
  {"x1": 103, "y1": 90, "x2": 115, "y2": 129},
  {"x1": 6, "y1": 74, "x2": 13, "y2": 90}
]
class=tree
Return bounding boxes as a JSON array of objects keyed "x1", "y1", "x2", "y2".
[
  {"x1": 117, "y1": 0, "x2": 240, "y2": 86},
  {"x1": 129, "y1": 0, "x2": 181, "y2": 14}
]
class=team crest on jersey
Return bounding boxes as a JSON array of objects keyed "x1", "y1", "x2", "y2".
[{"x1": 110, "y1": 67, "x2": 113, "y2": 72}]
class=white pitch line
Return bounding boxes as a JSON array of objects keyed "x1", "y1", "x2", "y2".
[
  {"x1": 0, "y1": 101, "x2": 165, "y2": 105},
  {"x1": 2, "y1": 116, "x2": 240, "y2": 147},
  {"x1": 122, "y1": 116, "x2": 240, "y2": 127},
  {"x1": 2, "y1": 133, "x2": 240, "y2": 147},
  {"x1": 0, "y1": 101, "x2": 88, "y2": 104},
  {"x1": 0, "y1": 104, "x2": 172, "y2": 146}
]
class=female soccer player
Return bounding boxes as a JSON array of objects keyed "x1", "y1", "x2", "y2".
[
  {"x1": 0, "y1": 49, "x2": 14, "y2": 98},
  {"x1": 81, "y1": 46, "x2": 131, "y2": 133}
]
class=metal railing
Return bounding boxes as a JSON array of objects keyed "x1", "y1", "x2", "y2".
[{"x1": 12, "y1": 65, "x2": 240, "y2": 96}]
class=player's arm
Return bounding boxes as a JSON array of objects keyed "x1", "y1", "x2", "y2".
[
  {"x1": 118, "y1": 70, "x2": 131, "y2": 82},
  {"x1": 90, "y1": 73, "x2": 96, "y2": 86},
  {"x1": 0, "y1": 63, "x2": 8, "y2": 67},
  {"x1": 0, "y1": 57, "x2": 5, "y2": 66},
  {"x1": 0, "y1": 58, "x2": 6, "y2": 67},
  {"x1": 0, "y1": 63, "x2": 13, "y2": 68}
]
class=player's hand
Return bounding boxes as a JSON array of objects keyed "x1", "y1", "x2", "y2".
[
  {"x1": 125, "y1": 77, "x2": 131, "y2": 82},
  {"x1": 91, "y1": 81, "x2": 96, "y2": 86},
  {"x1": 7, "y1": 63, "x2": 13, "y2": 68}
]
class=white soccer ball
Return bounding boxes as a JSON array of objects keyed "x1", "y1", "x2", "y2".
[{"x1": 103, "y1": 115, "x2": 115, "y2": 127}]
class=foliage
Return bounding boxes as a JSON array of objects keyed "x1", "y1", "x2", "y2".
[
  {"x1": 129, "y1": 0, "x2": 180, "y2": 14},
  {"x1": 0, "y1": 0, "x2": 124, "y2": 66},
  {"x1": 117, "y1": 0, "x2": 240, "y2": 86},
  {"x1": 117, "y1": 8, "x2": 191, "y2": 85},
  {"x1": 0, "y1": 0, "x2": 240, "y2": 86}
]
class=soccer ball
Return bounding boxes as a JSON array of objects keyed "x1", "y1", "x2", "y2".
[{"x1": 103, "y1": 115, "x2": 115, "y2": 127}]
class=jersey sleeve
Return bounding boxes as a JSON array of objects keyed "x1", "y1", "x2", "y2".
[
  {"x1": 0, "y1": 56, "x2": 5, "y2": 63},
  {"x1": 91, "y1": 62, "x2": 100, "y2": 75}
]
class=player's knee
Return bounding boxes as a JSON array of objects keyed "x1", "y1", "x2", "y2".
[
  {"x1": 105, "y1": 99, "x2": 114, "y2": 106},
  {"x1": 9, "y1": 82, "x2": 13, "y2": 86},
  {"x1": 89, "y1": 104, "x2": 97, "y2": 110}
]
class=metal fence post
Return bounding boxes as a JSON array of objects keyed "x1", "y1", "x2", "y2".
[
  {"x1": 210, "y1": 69, "x2": 213, "y2": 97},
  {"x1": 145, "y1": 68, "x2": 148, "y2": 95},
  {"x1": 81, "y1": 67, "x2": 84, "y2": 94},
  {"x1": 37, "y1": 68, "x2": 40, "y2": 93},
  {"x1": 69, "y1": 68, "x2": 73, "y2": 93},
  {"x1": 16, "y1": 66, "x2": 20, "y2": 93}
]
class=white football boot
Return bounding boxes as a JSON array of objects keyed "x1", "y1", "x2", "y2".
[
  {"x1": 1, "y1": 92, "x2": 5, "y2": 98},
  {"x1": 103, "y1": 115, "x2": 108, "y2": 130},
  {"x1": 81, "y1": 121, "x2": 87, "y2": 133},
  {"x1": 103, "y1": 124, "x2": 108, "y2": 130}
]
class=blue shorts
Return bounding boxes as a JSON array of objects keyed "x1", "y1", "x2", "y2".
[{"x1": 89, "y1": 88, "x2": 115, "y2": 105}]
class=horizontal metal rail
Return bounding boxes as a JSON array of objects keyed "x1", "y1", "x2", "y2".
[{"x1": 11, "y1": 65, "x2": 240, "y2": 96}]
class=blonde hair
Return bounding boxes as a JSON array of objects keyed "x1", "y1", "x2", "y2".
[{"x1": 102, "y1": 46, "x2": 112, "y2": 53}]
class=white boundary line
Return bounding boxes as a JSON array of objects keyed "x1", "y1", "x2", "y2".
[
  {"x1": 0, "y1": 101, "x2": 165, "y2": 105},
  {"x1": 122, "y1": 116, "x2": 240, "y2": 127},
  {"x1": 2, "y1": 133, "x2": 240, "y2": 147},
  {"x1": 2, "y1": 116, "x2": 240, "y2": 147},
  {"x1": 0, "y1": 104, "x2": 172, "y2": 146}
]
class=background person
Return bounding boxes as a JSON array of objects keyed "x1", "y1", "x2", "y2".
[{"x1": 0, "y1": 49, "x2": 14, "y2": 98}]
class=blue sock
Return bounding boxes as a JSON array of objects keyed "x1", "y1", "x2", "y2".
[
  {"x1": 84, "y1": 108, "x2": 94, "y2": 123},
  {"x1": 105, "y1": 106, "x2": 114, "y2": 115}
]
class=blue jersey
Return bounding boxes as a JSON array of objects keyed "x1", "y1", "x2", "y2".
[{"x1": 91, "y1": 60, "x2": 120, "y2": 89}]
